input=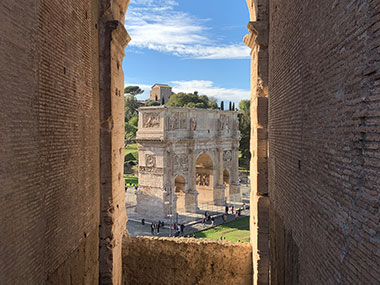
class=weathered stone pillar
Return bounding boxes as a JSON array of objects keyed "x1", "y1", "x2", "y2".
[
  {"x1": 187, "y1": 146, "x2": 199, "y2": 211},
  {"x1": 185, "y1": 189, "x2": 198, "y2": 213},
  {"x1": 229, "y1": 144, "x2": 241, "y2": 202},
  {"x1": 214, "y1": 148, "x2": 226, "y2": 205},
  {"x1": 244, "y1": 0, "x2": 269, "y2": 284},
  {"x1": 99, "y1": 1, "x2": 131, "y2": 283}
]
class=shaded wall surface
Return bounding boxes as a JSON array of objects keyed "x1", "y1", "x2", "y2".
[
  {"x1": 268, "y1": 0, "x2": 380, "y2": 283},
  {"x1": 0, "y1": 0, "x2": 100, "y2": 283},
  {"x1": 122, "y1": 236, "x2": 253, "y2": 285}
]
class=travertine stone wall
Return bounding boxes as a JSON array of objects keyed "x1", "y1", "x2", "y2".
[
  {"x1": 122, "y1": 236, "x2": 252, "y2": 285},
  {"x1": 244, "y1": 1, "x2": 270, "y2": 284},
  {"x1": 268, "y1": 0, "x2": 380, "y2": 283},
  {"x1": 0, "y1": 0, "x2": 101, "y2": 283},
  {"x1": 99, "y1": 11, "x2": 130, "y2": 284},
  {"x1": 136, "y1": 107, "x2": 240, "y2": 219},
  {"x1": 0, "y1": 0, "x2": 130, "y2": 283}
]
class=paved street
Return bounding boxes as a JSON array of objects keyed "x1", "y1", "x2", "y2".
[{"x1": 126, "y1": 208, "x2": 250, "y2": 237}]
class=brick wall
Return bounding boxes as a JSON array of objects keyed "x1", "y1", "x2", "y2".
[
  {"x1": 122, "y1": 236, "x2": 252, "y2": 285},
  {"x1": 0, "y1": 0, "x2": 100, "y2": 283},
  {"x1": 268, "y1": 0, "x2": 380, "y2": 283}
]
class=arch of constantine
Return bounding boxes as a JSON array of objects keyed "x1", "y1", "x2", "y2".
[{"x1": 135, "y1": 106, "x2": 240, "y2": 218}]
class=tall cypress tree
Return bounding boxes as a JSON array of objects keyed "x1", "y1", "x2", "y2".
[
  {"x1": 221, "y1": 101, "x2": 224, "y2": 110},
  {"x1": 161, "y1": 97, "x2": 165, "y2": 105},
  {"x1": 229, "y1": 101, "x2": 232, "y2": 111},
  {"x1": 232, "y1": 103, "x2": 235, "y2": 111}
]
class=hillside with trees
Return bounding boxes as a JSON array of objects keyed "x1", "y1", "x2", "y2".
[{"x1": 166, "y1": 92, "x2": 218, "y2": 109}]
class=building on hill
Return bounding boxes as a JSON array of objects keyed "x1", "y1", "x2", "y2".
[{"x1": 150, "y1": 84, "x2": 172, "y2": 104}]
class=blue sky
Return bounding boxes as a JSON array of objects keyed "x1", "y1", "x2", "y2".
[{"x1": 123, "y1": 0, "x2": 251, "y2": 105}]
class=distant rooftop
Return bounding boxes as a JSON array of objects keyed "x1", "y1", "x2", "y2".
[{"x1": 152, "y1": 83, "x2": 171, "y2": 88}]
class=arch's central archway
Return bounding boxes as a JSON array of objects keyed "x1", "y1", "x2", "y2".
[{"x1": 196, "y1": 154, "x2": 214, "y2": 204}]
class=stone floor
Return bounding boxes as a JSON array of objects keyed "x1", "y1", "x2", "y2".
[
  {"x1": 126, "y1": 206, "x2": 250, "y2": 237},
  {"x1": 125, "y1": 184, "x2": 251, "y2": 237}
]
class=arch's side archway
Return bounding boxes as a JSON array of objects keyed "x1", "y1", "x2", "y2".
[{"x1": 195, "y1": 153, "x2": 214, "y2": 205}]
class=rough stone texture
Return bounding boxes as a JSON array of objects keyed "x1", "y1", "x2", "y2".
[
  {"x1": 244, "y1": 1, "x2": 270, "y2": 284},
  {"x1": 0, "y1": 0, "x2": 101, "y2": 283},
  {"x1": 136, "y1": 107, "x2": 241, "y2": 219},
  {"x1": 122, "y1": 236, "x2": 252, "y2": 285},
  {"x1": 98, "y1": 19, "x2": 130, "y2": 285},
  {"x1": 268, "y1": 0, "x2": 380, "y2": 283},
  {"x1": 0, "y1": 0, "x2": 131, "y2": 283}
]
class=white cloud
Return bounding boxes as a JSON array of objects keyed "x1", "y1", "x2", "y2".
[
  {"x1": 125, "y1": 80, "x2": 250, "y2": 104},
  {"x1": 125, "y1": 0, "x2": 250, "y2": 59},
  {"x1": 171, "y1": 80, "x2": 250, "y2": 103}
]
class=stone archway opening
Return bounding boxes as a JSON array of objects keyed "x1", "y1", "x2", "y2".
[
  {"x1": 223, "y1": 169, "x2": 230, "y2": 202},
  {"x1": 195, "y1": 153, "x2": 214, "y2": 204},
  {"x1": 174, "y1": 175, "x2": 186, "y2": 212}
]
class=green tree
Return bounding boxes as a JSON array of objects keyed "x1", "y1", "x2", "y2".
[
  {"x1": 124, "y1": 86, "x2": 144, "y2": 96},
  {"x1": 125, "y1": 94, "x2": 138, "y2": 122},
  {"x1": 220, "y1": 101, "x2": 224, "y2": 110},
  {"x1": 208, "y1": 97, "x2": 218, "y2": 109},
  {"x1": 167, "y1": 92, "x2": 217, "y2": 109},
  {"x1": 238, "y1": 100, "x2": 251, "y2": 159},
  {"x1": 144, "y1": 99, "x2": 160, "y2": 106},
  {"x1": 125, "y1": 116, "x2": 138, "y2": 141}
]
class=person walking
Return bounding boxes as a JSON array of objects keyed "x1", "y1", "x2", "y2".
[
  {"x1": 157, "y1": 222, "x2": 160, "y2": 234},
  {"x1": 225, "y1": 205, "x2": 229, "y2": 214},
  {"x1": 231, "y1": 206, "x2": 234, "y2": 214},
  {"x1": 150, "y1": 223, "x2": 154, "y2": 235},
  {"x1": 211, "y1": 217, "x2": 215, "y2": 226},
  {"x1": 180, "y1": 224, "x2": 185, "y2": 235}
]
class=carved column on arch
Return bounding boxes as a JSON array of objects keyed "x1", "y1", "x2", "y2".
[
  {"x1": 185, "y1": 145, "x2": 199, "y2": 212},
  {"x1": 213, "y1": 147, "x2": 226, "y2": 206}
]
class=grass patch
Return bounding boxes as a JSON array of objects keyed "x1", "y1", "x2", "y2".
[
  {"x1": 124, "y1": 174, "x2": 138, "y2": 187},
  {"x1": 194, "y1": 217, "x2": 250, "y2": 243},
  {"x1": 125, "y1": 143, "x2": 138, "y2": 161}
]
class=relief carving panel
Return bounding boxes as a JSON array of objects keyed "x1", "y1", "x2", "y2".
[
  {"x1": 223, "y1": 150, "x2": 232, "y2": 162},
  {"x1": 174, "y1": 154, "x2": 189, "y2": 170},
  {"x1": 143, "y1": 112, "x2": 160, "y2": 128},
  {"x1": 190, "y1": 118, "x2": 197, "y2": 131},
  {"x1": 145, "y1": 154, "x2": 156, "y2": 167},
  {"x1": 219, "y1": 115, "x2": 231, "y2": 132},
  {"x1": 169, "y1": 112, "x2": 187, "y2": 129}
]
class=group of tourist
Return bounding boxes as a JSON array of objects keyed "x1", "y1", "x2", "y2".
[
  {"x1": 225, "y1": 204, "x2": 244, "y2": 218},
  {"x1": 125, "y1": 183, "x2": 138, "y2": 191},
  {"x1": 200, "y1": 204, "x2": 245, "y2": 228},
  {"x1": 150, "y1": 220, "x2": 165, "y2": 235},
  {"x1": 173, "y1": 223, "x2": 185, "y2": 237},
  {"x1": 202, "y1": 211, "x2": 215, "y2": 226},
  {"x1": 141, "y1": 203, "x2": 247, "y2": 237}
]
